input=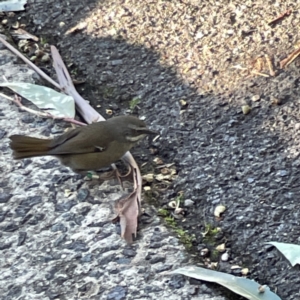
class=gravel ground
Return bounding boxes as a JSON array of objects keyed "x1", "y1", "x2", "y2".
[
  {"x1": 1, "y1": 0, "x2": 300, "y2": 299},
  {"x1": 0, "y1": 48, "x2": 219, "y2": 300}
]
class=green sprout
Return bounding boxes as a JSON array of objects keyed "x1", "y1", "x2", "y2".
[{"x1": 129, "y1": 97, "x2": 140, "y2": 110}]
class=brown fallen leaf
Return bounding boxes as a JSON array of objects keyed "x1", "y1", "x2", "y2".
[
  {"x1": 113, "y1": 168, "x2": 141, "y2": 243},
  {"x1": 114, "y1": 189, "x2": 141, "y2": 243},
  {"x1": 11, "y1": 28, "x2": 39, "y2": 41},
  {"x1": 72, "y1": 79, "x2": 86, "y2": 85},
  {"x1": 65, "y1": 22, "x2": 88, "y2": 34}
]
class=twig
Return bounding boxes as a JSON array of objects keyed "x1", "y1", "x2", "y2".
[
  {"x1": 268, "y1": 9, "x2": 292, "y2": 25},
  {"x1": 0, "y1": 36, "x2": 60, "y2": 90},
  {"x1": 62, "y1": 118, "x2": 86, "y2": 126},
  {"x1": 51, "y1": 46, "x2": 101, "y2": 124},
  {"x1": 1, "y1": 92, "x2": 46, "y2": 116},
  {"x1": 11, "y1": 28, "x2": 39, "y2": 42},
  {"x1": 251, "y1": 70, "x2": 270, "y2": 78},
  {"x1": 280, "y1": 47, "x2": 300, "y2": 68},
  {"x1": 231, "y1": 65, "x2": 248, "y2": 70},
  {"x1": 265, "y1": 54, "x2": 276, "y2": 76},
  {"x1": 1, "y1": 93, "x2": 86, "y2": 126}
]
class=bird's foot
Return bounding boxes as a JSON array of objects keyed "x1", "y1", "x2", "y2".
[
  {"x1": 86, "y1": 166, "x2": 133, "y2": 189},
  {"x1": 105, "y1": 166, "x2": 133, "y2": 188}
]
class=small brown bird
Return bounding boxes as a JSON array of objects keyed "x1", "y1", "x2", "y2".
[{"x1": 9, "y1": 115, "x2": 156, "y2": 173}]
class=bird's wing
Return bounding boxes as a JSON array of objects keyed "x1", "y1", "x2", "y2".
[{"x1": 48, "y1": 126, "x2": 110, "y2": 155}]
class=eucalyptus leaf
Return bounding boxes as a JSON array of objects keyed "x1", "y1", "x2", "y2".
[
  {"x1": 0, "y1": 82, "x2": 75, "y2": 118},
  {"x1": 171, "y1": 266, "x2": 281, "y2": 300},
  {"x1": 266, "y1": 242, "x2": 300, "y2": 267},
  {"x1": 0, "y1": 0, "x2": 27, "y2": 12}
]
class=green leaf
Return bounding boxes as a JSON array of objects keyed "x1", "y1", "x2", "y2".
[
  {"x1": 0, "y1": 82, "x2": 75, "y2": 118},
  {"x1": 266, "y1": 242, "x2": 300, "y2": 267},
  {"x1": 171, "y1": 266, "x2": 281, "y2": 300}
]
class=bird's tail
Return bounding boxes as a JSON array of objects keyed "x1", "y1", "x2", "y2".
[{"x1": 9, "y1": 135, "x2": 52, "y2": 159}]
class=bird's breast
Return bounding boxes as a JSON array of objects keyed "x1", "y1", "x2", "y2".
[{"x1": 57, "y1": 141, "x2": 133, "y2": 172}]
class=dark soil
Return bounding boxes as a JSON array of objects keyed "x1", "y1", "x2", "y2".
[{"x1": 2, "y1": 0, "x2": 300, "y2": 299}]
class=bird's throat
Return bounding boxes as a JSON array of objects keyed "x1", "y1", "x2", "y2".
[{"x1": 126, "y1": 134, "x2": 147, "y2": 142}]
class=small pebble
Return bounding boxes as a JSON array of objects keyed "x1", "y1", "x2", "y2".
[
  {"x1": 241, "y1": 268, "x2": 249, "y2": 275},
  {"x1": 242, "y1": 105, "x2": 251, "y2": 115},
  {"x1": 221, "y1": 252, "x2": 229, "y2": 261},
  {"x1": 111, "y1": 59, "x2": 123, "y2": 66},
  {"x1": 214, "y1": 205, "x2": 226, "y2": 217},
  {"x1": 277, "y1": 170, "x2": 288, "y2": 177},
  {"x1": 251, "y1": 95, "x2": 260, "y2": 102},
  {"x1": 184, "y1": 199, "x2": 194, "y2": 207}
]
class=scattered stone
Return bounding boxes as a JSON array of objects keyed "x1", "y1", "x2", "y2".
[
  {"x1": 111, "y1": 59, "x2": 123, "y2": 66},
  {"x1": 107, "y1": 286, "x2": 127, "y2": 300},
  {"x1": 215, "y1": 243, "x2": 226, "y2": 252},
  {"x1": 77, "y1": 188, "x2": 89, "y2": 202},
  {"x1": 51, "y1": 223, "x2": 67, "y2": 232},
  {"x1": 242, "y1": 105, "x2": 251, "y2": 115},
  {"x1": 0, "y1": 192, "x2": 11, "y2": 203},
  {"x1": 214, "y1": 205, "x2": 226, "y2": 217},
  {"x1": 168, "y1": 275, "x2": 186, "y2": 289},
  {"x1": 221, "y1": 252, "x2": 229, "y2": 261},
  {"x1": 277, "y1": 170, "x2": 288, "y2": 177},
  {"x1": 251, "y1": 95, "x2": 260, "y2": 102},
  {"x1": 184, "y1": 199, "x2": 194, "y2": 207},
  {"x1": 0, "y1": 129, "x2": 6, "y2": 139},
  {"x1": 149, "y1": 255, "x2": 166, "y2": 264},
  {"x1": 17, "y1": 231, "x2": 27, "y2": 246},
  {"x1": 122, "y1": 248, "x2": 137, "y2": 258}
]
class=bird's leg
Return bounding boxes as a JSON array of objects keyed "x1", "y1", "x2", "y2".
[
  {"x1": 105, "y1": 164, "x2": 133, "y2": 188},
  {"x1": 89, "y1": 164, "x2": 133, "y2": 189}
]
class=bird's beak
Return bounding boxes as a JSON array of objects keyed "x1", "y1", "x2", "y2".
[
  {"x1": 138, "y1": 128, "x2": 159, "y2": 136},
  {"x1": 128, "y1": 124, "x2": 159, "y2": 136}
]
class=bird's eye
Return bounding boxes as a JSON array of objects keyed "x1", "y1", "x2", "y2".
[{"x1": 124, "y1": 129, "x2": 133, "y2": 137}]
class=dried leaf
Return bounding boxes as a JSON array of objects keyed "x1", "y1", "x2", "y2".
[
  {"x1": 11, "y1": 28, "x2": 39, "y2": 41},
  {"x1": 114, "y1": 190, "x2": 140, "y2": 243},
  {"x1": 113, "y1": 164, "x2": 141, "y2": 243}
]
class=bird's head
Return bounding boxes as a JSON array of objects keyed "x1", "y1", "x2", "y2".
[{"x1": 108, "y1": 115, "x2": 157, "y2": 143}]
